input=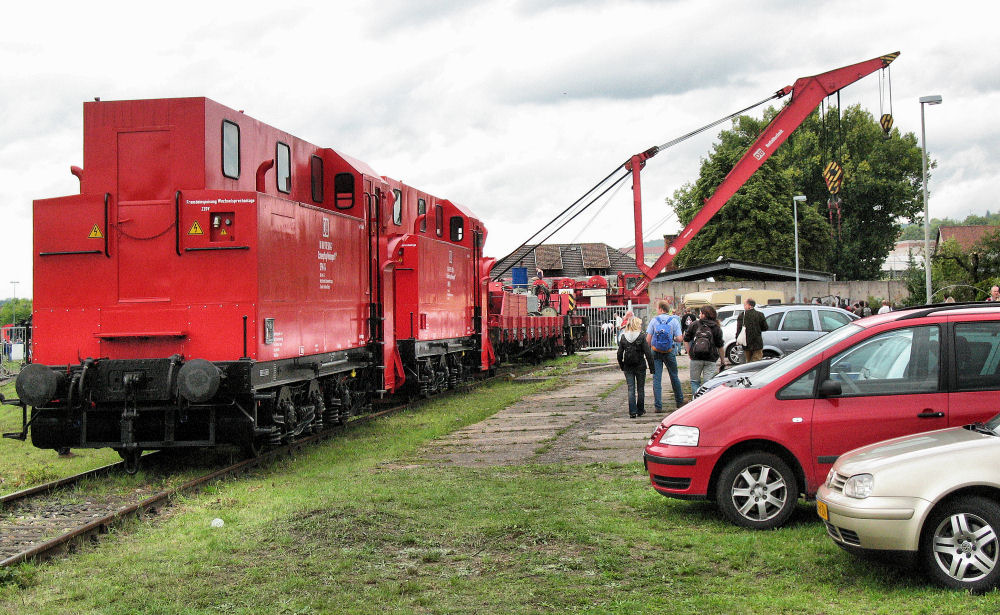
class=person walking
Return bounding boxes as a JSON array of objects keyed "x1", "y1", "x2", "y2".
[
  {"x1": 684, "y1": 305, "x2": 725, "y2": 394},
  {"x1": 735, "y1": 298, "x2": 768, "y2": 363},
  {"x1": 646, "y1": 300, "x2": 685, "y2": 410},
  {"x1": 617, "y1": 317, "x2": 654, "y2": 418},
  {"x1": 678, "y1": 307, "x2": 696, "y2": 355},
  {"x1": 877, "y1": 299, "x2": 891, "y2": 314}
]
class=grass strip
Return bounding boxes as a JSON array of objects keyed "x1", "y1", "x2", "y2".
[{"x1": 2, "y1": 357, "x2": 999, "y2": 613}]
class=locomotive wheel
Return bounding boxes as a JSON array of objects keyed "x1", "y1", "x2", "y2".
[{"x1": 117, "y1": 449, "x2": 143, "y2": 475}]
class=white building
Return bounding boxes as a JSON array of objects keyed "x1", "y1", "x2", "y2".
[{"x1": 882, "y1": 239, "x2": 931, "y2": 278}]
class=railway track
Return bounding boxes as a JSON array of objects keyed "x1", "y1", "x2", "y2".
[
  {"x1": 0, "y1": 396, "x2": 417, "y2": 569},
  {"x1": 0, "y1": 360, "x2": 543, "y2": 569}
]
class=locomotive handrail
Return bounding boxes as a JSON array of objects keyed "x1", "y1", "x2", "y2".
[
  {"x1": 104, "y1": 192, "x2": 111, "y2": 257},
  {"x1": 175, "y1": 190, "x2": 181, "y2": 256},
  {"x1": 184, "y1": 246, "x2": 250, "y2": 252},
  {"x1": 93, "y1": 331, "x2": 186, "y2": 338},
  {"x1": 39, "y1": 250, "x2": 103, "y2": 256}
]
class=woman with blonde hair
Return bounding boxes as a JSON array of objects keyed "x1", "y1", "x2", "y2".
[{"x1": 617, "y1": 316, "x2": 655, "y2": 418}]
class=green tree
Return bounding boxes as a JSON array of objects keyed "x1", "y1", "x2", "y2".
[
  {"x1": 667, "y1": 104, "x2": 925, "y2": 279},
  {"x1": 667, "y1": 115, "x2": 833, "y2": 271},
  {"x1": 1, "y1": 298, "x2": 32, "y2": 325},
  {"x1": 903, "y1": 229, "x2": 1000, "y2": 304}
]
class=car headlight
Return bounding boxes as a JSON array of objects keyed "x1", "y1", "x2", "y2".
[
  {"x1": 659, "y1": 425, "x2": 699, "y2": 447},
  {"x1": 843, "y1": 474, "x2": 873, "y2": 499},
  {"x1": 825, "y1": 468, "x2": 837, "y2": 487}
]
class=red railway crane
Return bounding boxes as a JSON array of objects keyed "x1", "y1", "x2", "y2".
[{"x1": 626, "y1": 51, "x2": 900, "y2": 298}]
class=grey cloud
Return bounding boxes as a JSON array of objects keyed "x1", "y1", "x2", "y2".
[
  {"x1": 514, "y1": 0, "x2": 683, "y2": 15},
  {"x1": 494, "y1": 48, "x2": 760, "y2": 103}
]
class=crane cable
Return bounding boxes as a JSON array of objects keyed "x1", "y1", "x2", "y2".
[
  {"x1": 491, "y1": 89, "x2": 789, "y2": 281},
  {"x1": 568, "y1": 174, "x2": 631, "y2": 244}
]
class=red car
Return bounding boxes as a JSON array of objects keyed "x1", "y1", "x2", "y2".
[{"x1": 644, "y1": 303, "x2": 1000, "y2": 529}]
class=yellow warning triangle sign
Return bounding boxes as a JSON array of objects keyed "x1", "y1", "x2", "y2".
[
  {"x1": 188, "y1": 221, "x2": 204, "y2": 235},
  {"x1": 88, "y1": 225, "x2": 104, "y2": 239}
]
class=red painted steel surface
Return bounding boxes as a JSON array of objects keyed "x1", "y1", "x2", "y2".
[
  {"x1": 28, "y1": 95, "x2": 580, "y2": 406},
  {"x1": 32, "y1": 98, "x2": 375, "y2": 366}
]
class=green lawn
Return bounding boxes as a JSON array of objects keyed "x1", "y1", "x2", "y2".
[{"x1": 2, "y1": 359, "x2": 999, "y2": 613}]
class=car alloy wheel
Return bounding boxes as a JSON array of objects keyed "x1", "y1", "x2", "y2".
[
  {"x1": 726, "y1": 343, "x2": 744, "y2": 365},
  {"x1": 922, "y1": 496, "x2": 1000, "y2": 592},
  {"x1": 716, "y1": 452, "x2": 798, "y2": 529}
]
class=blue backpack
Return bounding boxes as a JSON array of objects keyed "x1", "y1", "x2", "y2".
[{"x1": 651, "y1": 314, "x2": 676, "y2": 353}]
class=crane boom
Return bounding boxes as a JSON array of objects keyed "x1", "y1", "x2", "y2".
[{"x1": 627, "y1": 51, "x2": 900, "y2": 298}]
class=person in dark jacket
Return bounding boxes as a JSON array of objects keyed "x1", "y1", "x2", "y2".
[
  {"x1": 735, "y1": 298, "x2": 768, "y2": 363},
  {"x1": 683, "y1": 305, "x2": 725, "y2": 394},
  {"x1": 617, "y1": 316, "x2": 655, "y2": 418},
  {"x1": 678, "y1": 307, "x2": 696, "y2": 355}
]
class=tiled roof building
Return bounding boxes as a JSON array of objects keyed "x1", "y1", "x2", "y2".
[
  {"x1": 935, "y1": 225, "x2": 1000, "y2": 253},
  {"x1": 491, "y1": 243, "x2": 642, "y2": 283}
]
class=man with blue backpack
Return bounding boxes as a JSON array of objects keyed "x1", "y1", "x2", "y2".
[{"x1": 645, "y1": 300, "x2": 686, "y2": 411}]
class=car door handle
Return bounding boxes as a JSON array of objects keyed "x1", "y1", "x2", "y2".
[{"x1": 917, "y1": 411, "x2": 945, "y2": 418}]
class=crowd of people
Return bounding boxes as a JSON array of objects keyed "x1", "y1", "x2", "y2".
[
  {"x1": 616, "y1": 298, "x2": 759, "y2": 417},
  {"x1": 615, "y1": 287, "x2": 1000, "y2": 418}
]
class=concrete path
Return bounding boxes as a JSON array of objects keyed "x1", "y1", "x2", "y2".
[{"x1": 417, "y1": 350, "x2": 691, "y2": 467}]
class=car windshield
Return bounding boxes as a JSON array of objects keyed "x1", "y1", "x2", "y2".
[{"x1": 747, "y1": 323, "x2": 863, "y2": 387}]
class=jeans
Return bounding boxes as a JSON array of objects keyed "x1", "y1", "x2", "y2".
[
  {"x1": 653, "y1": 349, "x2": 685, "y2": 409},
  {"x1": 689, "y1": 358, "x2": 720, "y2": 395},
  {"x1": 623, "y1": 369, "x2": 647, "y2": 416}
]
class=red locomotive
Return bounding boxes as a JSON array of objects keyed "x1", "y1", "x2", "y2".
[{"x1": 8, "y1": 97, "x2": 586, "y2": 470}]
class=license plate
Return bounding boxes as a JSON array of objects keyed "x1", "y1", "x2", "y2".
[{"x1": 816, "y1": 500, "x2": 829, "y2": 520}]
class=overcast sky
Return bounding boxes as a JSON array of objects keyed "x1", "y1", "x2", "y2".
[{"x1": 3, "y1": 0, "x2": 996, "y2": 298}]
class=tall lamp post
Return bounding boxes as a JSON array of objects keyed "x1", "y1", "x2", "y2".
[
  {"x1": 792, "y1": 195, "x2": 807, "y2": 303},
  {"x1": 920, "y1": 94, "x2": 942, "y2": 304}
]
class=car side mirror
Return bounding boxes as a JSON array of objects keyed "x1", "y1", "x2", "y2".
[{"x1": 817, "y1": 379, "x2": 842, "y2": 398}]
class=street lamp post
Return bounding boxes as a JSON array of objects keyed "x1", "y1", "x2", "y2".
[
  {"x1": 793, "y1": 195, "x2": 807, "y2": 303},
  {"x1": 920, "y1": 94, "x2": 942, "y2": 304}
]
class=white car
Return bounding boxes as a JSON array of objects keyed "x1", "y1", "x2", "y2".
[{"x1": 817, "y1": 414, "x2": 1000, "y2": 591}]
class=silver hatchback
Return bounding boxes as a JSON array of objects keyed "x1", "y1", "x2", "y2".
[{"x1": 722, "y1": 304, "x2": 858, "y2": 365}]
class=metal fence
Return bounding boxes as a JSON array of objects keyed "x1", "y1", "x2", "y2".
[
  {"x1": 577, "y1": 306, "x2": 650, "y2": 350},
  {"x1": 1, "y1": 326, "x2": 29, "y2": 378}
]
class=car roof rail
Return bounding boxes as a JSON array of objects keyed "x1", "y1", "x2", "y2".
[{"x1": 895, "y1": 301, "x2": 1000, "y2": 321}]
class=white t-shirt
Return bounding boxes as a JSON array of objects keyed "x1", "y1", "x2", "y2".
[{"x1": 877, "y1": 305, "x2": 891, "y2": 314}]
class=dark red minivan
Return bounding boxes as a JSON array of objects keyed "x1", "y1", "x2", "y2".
[{"x1": 643, "y1": 303, "x2": 1000, "y2": 529}]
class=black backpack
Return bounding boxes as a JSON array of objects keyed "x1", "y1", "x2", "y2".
[
  {"x1": 622, "y1": 336, "x2": 645, "y2": 367},
  {"x1": 690, "y1": 321, "x2": 715, "y2": 360}
]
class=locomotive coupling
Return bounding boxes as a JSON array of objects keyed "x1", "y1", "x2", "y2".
[{"x1": 15, "y1": 363, "x2": 65, "y2": 407}]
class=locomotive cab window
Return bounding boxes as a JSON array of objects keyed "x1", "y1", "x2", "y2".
[
  {"x1": 417, "y1": 198, "x2": 427, "y2": 231},
  {"x1": 222, "y1": 120, "x2": 240, "y2": 179},
  {"x1": 434, "y1": 204, "x2": 443, "y2": 237},
  {"x1": 449, "y1": 216, "x2": 464, "y2": 242},
  {"x1": 334, "y1": 173, "x2": 355, "y2": 210},
  {"x1": 392, "y1": 189, "x2": 402, "y2": 226},
  {"x1": 276, "y1": 142, "x2": 291, "y2": 193},
  {"x1": 310, "y1": 155, "x2": 323, "y2": 203}
]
